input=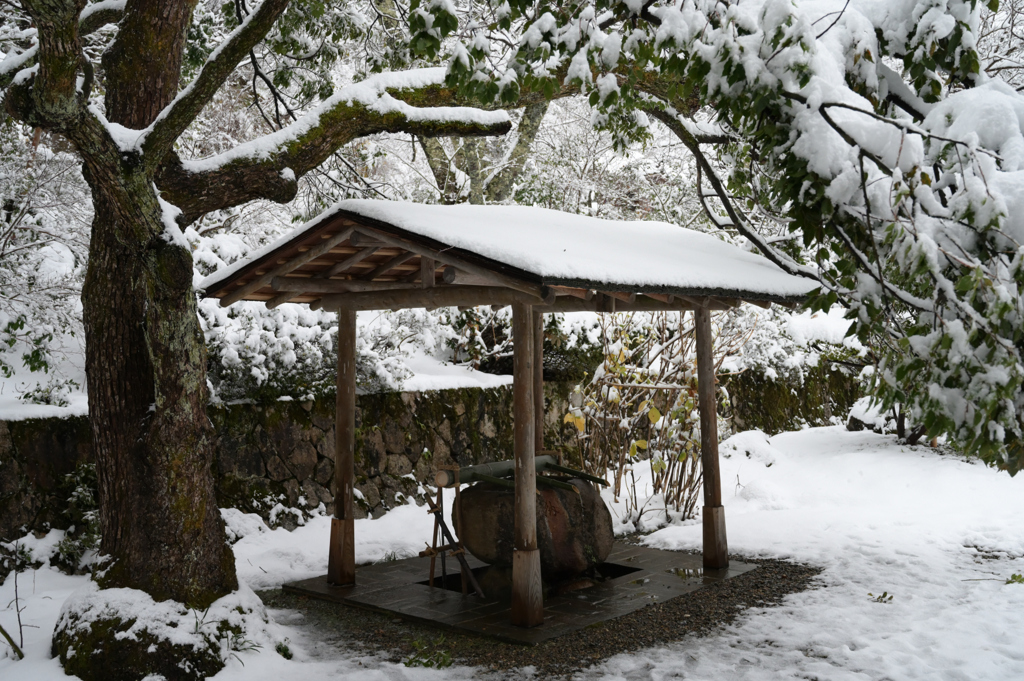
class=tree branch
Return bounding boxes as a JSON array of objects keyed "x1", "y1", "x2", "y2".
[
  {"x1": 418, "y1": 136, "x2": 461, "y2": 203},
  {"x1": 15, "y1": 0, "x2": 87, "y2": 128},
  {"x1": 78, "y1": 0, "x2": 125, "y2": 35},
  {"x1": 141, "y1": 0, "x2": 290, "y2": 165},
  {"x1": 0, "y1": 1, "x2": 123, "y2": 91},
  {"x1": 157, "y1": 75, "x2": 512, "y2": 222},
  {"x1": 486, "y1": 100, "x2": 548, "y2": 203},
  {"x1": 649, "y1": 108, "x2": 819, "y2": 280}
]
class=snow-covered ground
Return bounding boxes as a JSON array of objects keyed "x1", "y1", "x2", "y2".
[{"x1": 3, "y1": 426, "x2": 1024, "y2": 679}]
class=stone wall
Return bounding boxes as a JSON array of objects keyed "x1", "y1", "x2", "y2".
[
  {"x1": 211, "y1": 385, "x2": 570, "y2": 524},
  {"x1": 0, "y1": 416, "x2": 92, "y2": 543},
  {"x1": 725, "y1": 361, "x2": 861, "y2": 434},
  {"x1": 1, "y1": 384, "x2": 573, "y2": 541},
  {"x1": 0, "y1": 365, "x2": 857, "y2": 542}
]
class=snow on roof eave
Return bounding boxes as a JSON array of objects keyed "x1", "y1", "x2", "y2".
[
  {"x1": 332, "y1": 209, "x2": 811, "y2": 304},
  {"x1": 539, "y1": 277, "x2": 807, "y2": 305},
  {"x1": 201, "y1": 202, "x2": 815, "y2": 305}
]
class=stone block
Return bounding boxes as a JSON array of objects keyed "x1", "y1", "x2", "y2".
[
  {"x1": 479, "y1": 414, "x2": 497, "y2": 438},
  {"x1": 266, "y1": 456, "x2": 290, "y2": 482},
  {"x1": 386, "y1": 454, "x2": 412, "y2": 477},
  {"x1": 314, "y1": 457, "x2": 334, "y2": 485},
  {"x1": 217, "y1": 443, "x2": 265, "y2": 479},
  {"x1": 311, "y1": 413, "x2": 333, "y2": 432},
  {"x1": 288, "y1": 441, "x2": 318, "y2": 481},
  {"x1": 282, "y1": 479, "x2": 301, "y2": 506},
  {"x1": 383, "y1": 421, "x2": 405, "y2": 455},
  {"x1": 318, "y1": 427, "x2": 335, "y2": 461},
  {"x1": 356, "y1": 480, "x2": 381, "y2": 509},
  {"x1": 301, "y1": 479, "x2": 330, "y2": 508},
  {"x1": 413, "y1": 456, "x2": 433, "y2": 484},
  {"x1": 363, "y1": 429, "x2": 385, "y2": 473},
  {"x1": 268, "y1": 422, "x2": 302, "y2": 457}
]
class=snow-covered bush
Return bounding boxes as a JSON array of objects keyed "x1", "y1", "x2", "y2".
[{"x1": 0, "y1": 122, "x2": 88, "y2": 404}]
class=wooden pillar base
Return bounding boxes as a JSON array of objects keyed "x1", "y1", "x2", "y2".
[
  {"x1": 327, "y1": 516, "x2": 355, "y2": 586},
  {"x1": 511, "y1": 548, "x2": 543, "y2": 627},
  {"x1": 702, "y1": 505, "x2": 729, "y2": 569}
]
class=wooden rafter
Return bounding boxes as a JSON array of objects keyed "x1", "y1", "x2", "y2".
[{"x1": 219, "y1": 226, "x2": 355, "y2": 305}]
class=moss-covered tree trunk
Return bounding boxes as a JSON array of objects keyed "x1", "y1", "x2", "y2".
[
  {"x1": 82, "y1": 179, "x2": 237, "y2": 605},
  {"x1": 71, "y1": 0, "x2": 237, "y2": 608}
]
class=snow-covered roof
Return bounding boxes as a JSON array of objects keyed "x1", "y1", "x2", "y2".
[{"x1": 202, "y1": 199, "x2": 817, "y2": 310}]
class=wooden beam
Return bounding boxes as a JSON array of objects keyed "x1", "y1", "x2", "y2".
[
  {"x1": 317, "y1": 285, "x2": 545, "y2": 312},
  {"x1": 327, "y1": 307, "x2": 357, "y2": 586},
  {"x1": 265, "y1": 291, "x2": 298, "y2": 310},
  {"x1": 643, "y1": 292, "x2": 673, "y2": 304},
  {"x1": 217, "y1": 226, "x2": 355, "y2": 305},
  {"x1": 323, "y1": 246, "x2": 378, "y2": 278},
  {"x1": 603, "y1": 291, "x2": 637, "y2": 304},
  {"x1": 746, "y1": 299, "x2": 772, "y2": 309},
  {"x1": 271, "y1": 277, "x2": 418, "y2": 293},
  {"x1": 533, "y1": 309, "x2": 544, "y2": 453},
  {"x1": 695, "y1": 306, "x2": 728, "y2": 570},
  {"x1": 420, "y1": 257, "x2": 435, "y2": 289},
  {"x1": 549, "y1": 285, "x2": 594, "y2": 300},
  {"x1": 442, "y1": 265, "x2": 504, "y2": 287},
  {"x1": 542, "y1": 297, "x2": 696, "y2": 313},
  {"x1": 362, "y1": 252, "x2": 416, "y2": 280},
  {"x1": 353, "y1": 226, "x2": 546, "y2": 299},
  {"x1": 349, "y1": 231, "x2": 388, "y2": 247},
  {"x1": 677, "y1": 295, "x2": 739, "y2": 310},
  {"x1": 511, "y1": 302, "x2": 543, "y2": 627}
]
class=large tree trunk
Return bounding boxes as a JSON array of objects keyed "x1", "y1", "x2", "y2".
[
  {"x1": 77, "y1": 0, "x2": 236, "y2": 607},
  {"x1": 80, "y1": 162, "x2": 236, "y2": 606}
]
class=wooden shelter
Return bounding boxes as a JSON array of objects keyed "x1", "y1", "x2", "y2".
[{"x1": 202, "y1": 199, "x2": 815, "y2": 628}]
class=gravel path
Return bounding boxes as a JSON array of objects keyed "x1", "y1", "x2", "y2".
[{"x1": 259, "y1": 549, "x2": 822, "y2": 677}]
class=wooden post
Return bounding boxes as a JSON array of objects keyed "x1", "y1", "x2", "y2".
[
  {"x1": 511, "y1": 303, "x2": 543, "y2": 627},
  {"x1": 533, "y1": 309, "x2": 544, "y2": 453},
  {"x1": 328, "y1": 307, "x2": 356, "y2": 585},
  {"x1": 695, "y1": 306, "x2": 728, "y2": 570}
]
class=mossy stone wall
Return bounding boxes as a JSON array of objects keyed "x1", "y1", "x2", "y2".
[
  {"x1": 725, "y1": 362, "x2": 861, "y2": 434},
  {"x1": 0, "y1": 366, "x2": 856, "y2": 542},
  {"x1": 0, "y1": 416, "x2": 92, "y2": 543},
  {"x1": 0, "y1": 384, "x2": 572, "y2": 540}
]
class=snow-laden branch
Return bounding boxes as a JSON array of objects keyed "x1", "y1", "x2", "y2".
[
  {"x1": 649, "y1": 107, "x2": 819, "y2": 281},
  {"x1": 140, "y1": 0, "x2": 289, "y2": 166},
  {"x1": 157, "y1": 68, "x2": 512, "y2": 222},
  {"x1": 0, "y1": 1, "x2": 124, "y2": 91}
]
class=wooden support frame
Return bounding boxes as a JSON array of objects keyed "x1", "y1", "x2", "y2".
[
  {"x1": 327, "y1": 307, "x2": 357, "y2": 586},
  {"x1": 533, "y1": 309, "x2": 544, "y2": 453},
  {"x1": 219, "y1": 226, "x2": 355, "y2": 305},
  {"x1": 352, "y1": 227, "x2": 546, "y2": 299},
  {"x1": 361, "y1": 252, "x2": 416, "y2": 280},
  {"x1": 694, "y1": 306, "x2": 728, "y2": 570},
  {"x1": 315, "y1": 285, "x2": 546, "y2": 312},
  {"x1": 511, "y1": 303, "x2": 543, "y2": 627},
  {"x1": 420, "y1": 257, "x2": 435, "y2": 288},
  {"x1": 271, "y1": 278, "x2": 415, "y2": 294}
]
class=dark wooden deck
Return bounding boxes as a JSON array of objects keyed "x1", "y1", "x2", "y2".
[{"x1": 282, "y1": 543, "x2": 755, "y2": 645}]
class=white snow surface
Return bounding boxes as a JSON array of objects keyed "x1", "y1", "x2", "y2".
[
  {"x1": 202, "y1": 200, "x2": 818, "y2": 299},
  {"x1": 4, "y1": 427, "x2": 1024, "y2": 679},
  {"x1": 399, "y1": 350, "x2": 513, "y2": 392}
]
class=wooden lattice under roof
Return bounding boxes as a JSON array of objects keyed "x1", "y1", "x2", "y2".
[{"x1": 202, "y1": 205, "x2": 810, "y2": 313}]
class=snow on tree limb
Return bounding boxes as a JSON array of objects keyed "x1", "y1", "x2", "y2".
[
  {"x1": 157, "y1": 68, "x2": 512, "y2": 222},
  {"x1": 140, "y1": 0, "x2": 290, "y2": 166}
]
